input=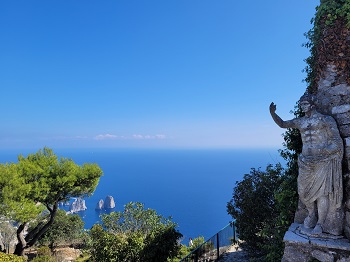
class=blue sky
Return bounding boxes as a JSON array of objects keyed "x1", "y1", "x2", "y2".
[{"x1": 0, "y1": 0, "x2": 318, "y2": 150}]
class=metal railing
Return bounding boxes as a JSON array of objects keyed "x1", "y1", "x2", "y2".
[{"x1": 181, "y1": 222, "x2": 236, "y2": 262}]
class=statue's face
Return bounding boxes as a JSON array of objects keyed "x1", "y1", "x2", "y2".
[{"x1": 300, "y1": 101, "x2": 311, "y2": 113}]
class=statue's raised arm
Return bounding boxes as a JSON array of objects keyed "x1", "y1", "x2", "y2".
[{"x1": 269, "y1": 102, "x2": 296, "y2": 129}]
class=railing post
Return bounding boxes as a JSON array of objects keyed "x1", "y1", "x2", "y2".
[{"x1": 216, "y1": 233, "x2": 220, "y2": 259}]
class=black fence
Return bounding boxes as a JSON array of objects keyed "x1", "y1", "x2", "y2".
[{"x1": 181, "y1": 222, "x2": 236, "y2": 262}]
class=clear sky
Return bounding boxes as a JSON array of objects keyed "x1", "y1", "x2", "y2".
[{"x1": 0, "y1": 0, "x2": 319, "y2": 150}]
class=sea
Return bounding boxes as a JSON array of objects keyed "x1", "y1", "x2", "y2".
[{"x1": 0, "y1": 148, "x2": 283, "y2": 242}]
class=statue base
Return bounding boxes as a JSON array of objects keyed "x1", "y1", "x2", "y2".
[{"x1": 282, "y1": 223, "x2": 350, "y2": 262}]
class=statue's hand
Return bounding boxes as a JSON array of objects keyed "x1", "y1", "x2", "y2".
[{"x1": 270, "y1": 102, "x2": 276, "y2": 114}]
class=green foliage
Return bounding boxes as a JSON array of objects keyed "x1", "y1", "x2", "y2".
[
  {"x1": 168, "y1": 236, "x2": 205, "y2": 262},
  {"x1": 37, "y1": 209, "x2": 84, "y2": 249},
  {"x1": 227, "y1": 164, "x2": 284, "y2": 259},
  {"x1": 315, "y1": 0, "x2": 350, "y2": 26},
  {"x1": 0, "y1": 252, "x2": 26, "y2": 262},
  {"x1": 167, "y1": 244, "x2": 190, "y2": 262},
  {"x1": 0, "y1": 163, "x2": 44, "y2": 223},
  {"x1": 0, "y1": 147, "x2": 103, "y2": 255},
  {"x1": 189, "y1": 236, "x2": 205, "y2": 252},
  {"x1": 31, "y1": 246, "x2": 55, "y2": 262},
  {"x1": 90, "y1": 225, "x2": 129, "y2": 262},
  {"x1": 304, "y1": 0, "x2": 350, "y2": 91},
  {"x1": 36, "y1": 246, "x2": 51, "y2": 257},
  {"x1": 90, "y1": 202, "x2": 182, "y2": 262}
]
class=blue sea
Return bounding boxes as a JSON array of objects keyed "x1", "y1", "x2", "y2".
[{"x1": 0, "y1": 148, "x2": 283, "y2": 242}]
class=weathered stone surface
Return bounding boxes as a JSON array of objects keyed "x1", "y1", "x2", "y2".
[
  {"x1": 95, "y1": 199, "x2": 104, "y2": 210},
  {"x1": 104, "y1": 195, "x2": 115, "y2": 209},
  {"x1": 332, "y1": 105, "x2": 350, "y2": 115},
  {"x1": 345, "y1": 212, "x2": 350, "y2": 226},
  {"x1": 337, "y1": 257, "x2": 350, "y2": 262},
  {"x1": 294, "y1": 200, "x2": 308, "y2": 224},
  {"x1": 311, "y1": 249, "x2": 335, "y2": 262},
  {"x1": 323, "y1": 208, "x2": 344, "y2": 236},
  {"x1": 339, "y1": 124, "x2": 350, "y2": 137},
  {"x1": 282, "y1": 224, "x2": 350, "y2": 262},
  {"x1": 334, "y1": 112, "x2": 350, "y2": 125},
  {"x1": 345, "y1": 138, "x2": 350, "y2": 147},
  {"x1": 282, "y1": 244, "x2": 310, "y2": 262},
  {"x1": 345, "y1": 145, "x2": 350, "y2": 169},
  {"x1": 344, "y1": 225, "x2": 350, "y2": 240},
  {"x1": 317, "y1": 64, "x2": 337, "y2": 90}
]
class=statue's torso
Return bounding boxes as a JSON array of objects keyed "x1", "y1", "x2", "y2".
[{"x1": 297, "y1": 113, "x2": 337, "y2": 157}]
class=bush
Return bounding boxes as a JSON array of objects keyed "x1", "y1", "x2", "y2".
[
  {"x1": 0, "y1": 252, "x2": 26, "y2": 262},
  {"x1": 90, "y1": 202, "x2": 182, "y2": 262},
  {"x1": 227, "y1": 164, "x2": 284, "y2": 259},
  {"x1": 36, "y1": 246, "x2": 51, "y2": 257}
]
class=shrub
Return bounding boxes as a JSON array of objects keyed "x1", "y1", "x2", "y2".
[{"x1": 0, "y1": 252, "x2": 26, "y2": 262}]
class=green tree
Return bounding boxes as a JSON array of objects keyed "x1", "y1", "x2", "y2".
[
  {"x1": 0, "y1": 148, "x2": 103, "y2": 256},
  {"x1": 37, "y1": 209, "x2": 84, "y2": 250},
  {"x1": 227, "y1": 164, "x2": 284, "y2": 259},
  {"x1": 90, "y1": 202, "x2": 182, "y2": 262}
]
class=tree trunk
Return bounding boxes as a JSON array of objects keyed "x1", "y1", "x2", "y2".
[
  {"x1": 26, "y1": 202, "x2": 59, "y2": 248},
  {"x1": 13, "y1": 223, "x2": 27, "y2": 256},
  {"x1": 13, "y1": 203, "x2": 59, "y2": 256}
]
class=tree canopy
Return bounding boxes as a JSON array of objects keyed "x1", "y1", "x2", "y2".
[
  {"x1": 0, "y1": 147, "x2": 103, "y2": 256},
  {"x1": 90, "y1": 202, "x2": 182, "y2": 262}
]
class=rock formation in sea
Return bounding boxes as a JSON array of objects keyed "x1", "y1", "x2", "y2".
[
  {"x1": 104, "y1": 195, "x2": 115, "y2": 209},
  {"x1": 95, "y1": 199, "x2": 104, "y2": 210},
  {"x1": 69, "y1": 198, "x2": 87, "y2": 213}
]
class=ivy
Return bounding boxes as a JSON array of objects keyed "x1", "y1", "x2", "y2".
[{"x1": 304, "y1": 0, "x2": 350, "y2": 92}]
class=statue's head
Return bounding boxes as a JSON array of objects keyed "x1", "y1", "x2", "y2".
[
  {"x1": 299, "y1": 93, "x2": 316, "y2": 105},
  {"x1": 299, "y1": 93, "x2": 316, "y2": 112}
]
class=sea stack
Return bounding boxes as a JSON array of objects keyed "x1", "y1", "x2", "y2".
[
  {"x1": 69, "y1": 198, "x2": 87, "y2": 213},
  {"x1": 95, "y1": 199, "x2": 104, "y2": 210},
  {"x1": 104, "y1": 195, "x2": 115, "y2": 209}
]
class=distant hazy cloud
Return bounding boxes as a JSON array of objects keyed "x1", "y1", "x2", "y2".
[
  {"x1": 132, "y1": 134, "x2": 166, "y2": 140},
  {"x1": 94, "y1": 134, "x2": 119, "y2": 140},
  {"x1": 94, "y1": 134, "x2": 167, "y2": 141}
]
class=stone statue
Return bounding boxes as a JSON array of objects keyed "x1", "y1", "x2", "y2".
[{"x1": 270, "y1": 93, "x2": 344, "y2": 235}]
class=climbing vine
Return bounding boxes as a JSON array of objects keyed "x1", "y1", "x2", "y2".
[{"x1": 304, "y1": 0, "x2": 350, "y2": 93}]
